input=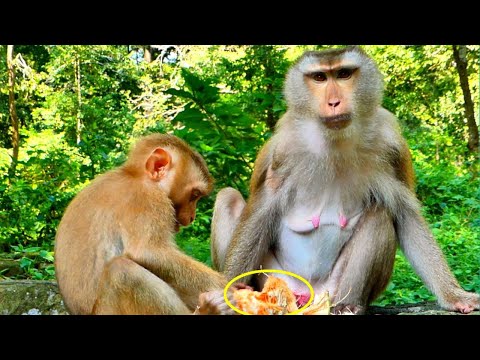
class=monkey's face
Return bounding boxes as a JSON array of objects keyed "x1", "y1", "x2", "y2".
[
  {"x1": 284, "y1": 47, "x2": 384, "y2": 136},
  {"x1": 304, "y1": 67, "x2": 356, "y2": 131},
  {"x1": 171, "y1": 189, "x2": 202, "y2": 231},
  {"x1": 168, "y1": 165, "x2": 209, "y2": 232}
]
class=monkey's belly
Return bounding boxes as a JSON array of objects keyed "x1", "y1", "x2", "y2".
[
  {"x1": 281, "y1": 223, "x2": 354, "y2": 280},
  {"x1": 258, "y1": 212, "x2": 362, "y2": 294}
]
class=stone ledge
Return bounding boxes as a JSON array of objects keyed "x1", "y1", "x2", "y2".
[
  {"x1": 0, "y1": 280, "x2": 68, "y2": 315},
  {"x1": 1, "y1": 280, "x2": 478, "y2": 315},
  {"x1": 367, "y1": 302, "x2": 479, "y2": 315}
]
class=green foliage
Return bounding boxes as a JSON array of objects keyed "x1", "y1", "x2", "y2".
[
  {"x1": 374, "y1": 145, "x2": 480, "y2": 306},
  {"x1": 176, "y1": 203, "x2": 214, "y2": 265},
  {"x1": 0, "y1": 45, "x2": 141, "y2": 279},
  {"x1": 0, "y1": 46, "x2": 9, "y2": 147},
  {"x1": 166, "y1": 67, "x2": 265, "y2": 196},
  {"x1": 10, "y1": 244, "x2": 55, "y2": 280},
  {"x1": 212, "y1": 45, "x2": 290, "y2": 132},
  {"x1": 1, "y1": 129, "x2": 84, "y2": 245},
  {"x1": 0, "y1": 45, "x2": 478, "y2": 308}
]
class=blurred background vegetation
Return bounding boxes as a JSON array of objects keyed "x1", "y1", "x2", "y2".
[{"x1": 0, "y1": 45, "x2": 478, "y2": 306}]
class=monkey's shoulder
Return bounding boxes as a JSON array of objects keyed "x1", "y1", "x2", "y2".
[
  {"x1": 373, "y1": 107, "x2": 403, "y2": 142},
  {"x1": 374, "y1": 108, "x2": 415, "y2": 189},
  {"x1": 249, "y1": 143, "x2": 269, "y2": 192}
]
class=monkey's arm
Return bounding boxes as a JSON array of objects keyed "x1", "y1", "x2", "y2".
[
  {"x1": 222, "y1": 194, "x2": 280, "y2": 283},
  {"x1": 392, "y1": 143, "x2": 479, "y2": 313},
  {"x1": 395, "y1": 197, "x2": 479, "y2": 313},
  {"x1": 127, "y1": 245, "x2": 227, "y2": 309},
  {"x1": 223, "y1": 143, "x2": 282, "y2": 283}
]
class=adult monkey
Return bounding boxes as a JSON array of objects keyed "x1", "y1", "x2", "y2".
[
  {"x1": 55, "y1": 133, "x2": 235, "y2": 315},
  {"x1": 211, "y1": 46, "x2": 480, "y2": 314}
]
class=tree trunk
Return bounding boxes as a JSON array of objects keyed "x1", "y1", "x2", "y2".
[
  {"x1": 7, "y1": 45, "x2": 19, "y2": 176},
  {"x1": 144, "y1": 45, "x2": 152, "y2": 63},
  {"x1": 74, "y1": 54, "x2": 82, "y2": 145},
  {"x1": 452, "y1": 45, "x2": 479, "y2": 153},
  {"x1": 254, "y1": 45, "x2": 277, "y2": 132},
  {"x1": 264, "y1": 70, "x2": 276, "y2": 131}
]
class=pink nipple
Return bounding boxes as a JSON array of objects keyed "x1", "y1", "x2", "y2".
[
  {"x1": 294, "y1": 292, "x2": 311, "y2": 307},
  {"x1": 311, "y1": 215, "x2": 320, "y2": 229},
  {"x1": 339, "y1": 214, "x2": 348, "y2": 229}
]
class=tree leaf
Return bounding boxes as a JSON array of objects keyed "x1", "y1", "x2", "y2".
[{"x1": 165, "y1": 88, "x2": 194, "y2": 100}]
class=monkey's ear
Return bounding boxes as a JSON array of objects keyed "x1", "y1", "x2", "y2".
[{"x1": 146, "y1": 148, "x2": 171, "y2": 181}]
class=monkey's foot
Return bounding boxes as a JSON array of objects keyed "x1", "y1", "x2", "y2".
[
  {"x1": 442, "y1": 291, "x2": 480, "y2": 314},
  {"x1": 455, "y1": 302, "x2": 475, "y2": 314},
  {"x1": 453, "y1": 293, "x2": 480, "y2": 314},
  {"x1": 333, "y1": 303, "x2": 365, "y2": 315}
]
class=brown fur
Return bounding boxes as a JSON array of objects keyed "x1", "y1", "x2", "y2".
[{"x1": 55, "y1": 133, "x2": 225, "y2": 314}]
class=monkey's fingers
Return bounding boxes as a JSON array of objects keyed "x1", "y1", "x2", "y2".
[
  {"x1": 332, "y1": 304, "x2": 365, "y2": 315},
  {"x1": 437, "y1": 290, "x2": 479, "y2": 314},
  {"x1": 451, "y1": 292, "x2": 480, "y2": 314},
  {"x1": 196, "y1": 290, "x2": 236, "y2": 315},
  {"x1": 231, "y1": 282, "x2": 254, "y2": 291}
]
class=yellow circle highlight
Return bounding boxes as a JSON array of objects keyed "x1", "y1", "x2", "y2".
[{"x1": 223, "y1": 269, "x2": 314, "y2": 315}]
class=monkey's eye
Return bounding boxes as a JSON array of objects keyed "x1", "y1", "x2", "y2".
[
  {"x1": 190, "y1": 189, "x2": 201, "y2": 202},
  {"x1": 310, "y1": 72, "x2": 327, "y2": 82},
  {"x1": 337, "y1": 68, "x2": 353, "y2": 79}
]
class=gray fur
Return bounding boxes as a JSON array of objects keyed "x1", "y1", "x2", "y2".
[{"x1": 212, "y1": 47, "x2": 479, "y2": 313}]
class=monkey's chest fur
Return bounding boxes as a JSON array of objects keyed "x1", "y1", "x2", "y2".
[
  {"x1": 279, "y1": 204, "x2": 363, "y2": 281},
  {"x1": 269, "y1": 187, "x2": 363, "y2": 284},
  {"x1": 260, "y1": 150, "x2": 375, "y2": 293}
]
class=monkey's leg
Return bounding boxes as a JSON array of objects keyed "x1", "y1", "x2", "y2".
[
  {"x1": 210, "y1": 187, "x2": 246, "y2": 271},
  {"x1": 331, "y1": 207, "x2": 396, "y2": 315},
  {"x1": 92, "y1": 256, "x2": 191, "y2": 315},
  {"x1": 397, "y1": 204, "x2": 480, "y2": 313}
]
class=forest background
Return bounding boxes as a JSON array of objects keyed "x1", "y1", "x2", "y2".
[{"x1": 0, "y1": 45, "x2": 478, "y2": 306}]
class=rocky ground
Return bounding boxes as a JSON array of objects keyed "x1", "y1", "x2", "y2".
[{"x1": 0, "y1": 280, "x2": 478, "y2": 315}]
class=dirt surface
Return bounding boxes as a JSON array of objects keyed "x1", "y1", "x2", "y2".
[{"x1": 1, "y1": 280, "x2": 478, "y2": 315}]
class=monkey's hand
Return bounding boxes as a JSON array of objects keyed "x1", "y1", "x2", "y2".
[
  {"x1": 196, "y1": 290, "x2": 236, "y2": 315},
  {"x1": 195, "y1": 283, "x2": 252, "y2": 315},
  {"x1": 231, "y1": 282, "x2": 254, "y2": 292},
  {"x1": 439, "y1": 289, "x2": 480, "y2": 314}
]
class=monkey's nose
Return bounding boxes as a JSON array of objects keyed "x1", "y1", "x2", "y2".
[{"x1": 328, "y1": 99, "x2": 341, "y2": 107}]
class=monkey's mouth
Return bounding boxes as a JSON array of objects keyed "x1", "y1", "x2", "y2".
[
  {"x1": 174, "y1": 221, "x2": 181, "y2": 233},
  {"x1": 320, "y1": 114, "x2": 352, "y2": 130}
]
